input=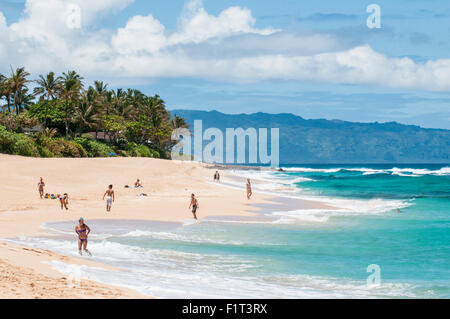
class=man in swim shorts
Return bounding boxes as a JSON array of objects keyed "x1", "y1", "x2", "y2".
[
  {"x1": 103, "y1": 184, "x2": 115, "y2": 212},
  {"x1": 189, "y1": 193, "x2": 199, "y2": 220}
]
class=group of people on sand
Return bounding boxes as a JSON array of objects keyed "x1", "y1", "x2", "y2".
[
  {"x1": 38, "y1": 178, "x2": 69, "y2": 210},
  {"x1": 37, "y1": 172, "x2": 253, "y2": 255},
  {"x1": 39, "y1": 177, "x2": 114, "y2": 213}
]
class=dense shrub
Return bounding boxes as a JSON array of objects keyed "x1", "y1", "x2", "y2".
[
  {"x1": 116, "y1": 149, "x2": 129, "y2": 157},
  {"x1": 81, "y1": 133, "x2": 95, "y2": 140},
  {"x1": 0, "y1": 125, "x2": 39, "y2": 157},
  {"x1": 0, "y1": 112, "x2": 39, "y2": 133},
  {"x1": 13, "y1": 137, "x2": 40, "y2": 157},
  {"x1": 38, "y1": 137, "x2": 63, "y2": 156},
  {"x1": 128, "y1": 142, "x2": 162, "y2": 158},
  {"x1": 0, "y1": 125, "x2": 161, "y2": 159},
  {"x1": 74, "y1": 137, "x2": 115, "y2": 157},
  {"x1": 125, "y1": 142, "x2": 155, "y2": 157},
  {"x1": 152, "y1": 150, "x2": 160, "y2": 158},
  {"x1": 0, "y1": 125, "x2": 16, "y2": 153},
  {"x1": 36, "y1": 137, "x2": 87, "y2": 158},
  {"x1": 37, "y1": 145, "x2": 55, "y2": 158},
  {"x1": 137, "y1": 144, "x2": 152, "y2": 157},
  {"x1": 58, "y1": 139, "x2": 87, "y2": 158}
]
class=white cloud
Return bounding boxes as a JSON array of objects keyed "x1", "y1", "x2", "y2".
[
  {"x1": 169, "y1": 0, "x2": 277, "y2": 44},
  {"x1": 1, "y1": 0, "x2": 450, "y2": 92},
  {"x1": 112, "y1": 14, "x2": 166, "y2": 54}
]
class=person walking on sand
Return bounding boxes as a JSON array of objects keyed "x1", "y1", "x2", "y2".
[
  {"x1": 214, "y1": 171, "x2": 220, "y2": 182},
  {"x1": 59, "y1": 193, "x2": 69, "y2": 210},
  {"x1": 103, "y1": 184, "x2": 115, "y2": 212},
  {"x1": 37, "y1": 177, "x2": 45, "y2": 199},
  {"x1": 246, "y1": 179, "x2": 252, "y2": 200},
  {"x1": 75, "y1": 218, "x2": 91, "y2": 256},
  {"x1": 189, "y1": 193, "x2": 199, "y2": 220}
]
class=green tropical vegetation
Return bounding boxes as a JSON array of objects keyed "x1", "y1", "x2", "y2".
[{"x1": 0, "y1": 67, "x2": 188, "y2": 158}]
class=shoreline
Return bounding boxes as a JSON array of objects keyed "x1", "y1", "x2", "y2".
[{"x1": 0, "y1": 154, "x2": 327, "y2": 298}]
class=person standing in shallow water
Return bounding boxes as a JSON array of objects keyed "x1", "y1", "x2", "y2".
[
  {"x1": 37, "y1": 177, "x2": 45, "y2": 199},
  {"x1": 246, "y1": 179, "x2": 252, "y2": 200},
  {"x1": 103, "y1": 184, "x2": 115, "y2": 212},
  {"x1": 75, "y1": 218, "x2": 91, "y2": 256},
  {"x1": 189, "y1": 193, "x2": 199, "y2": 220}
]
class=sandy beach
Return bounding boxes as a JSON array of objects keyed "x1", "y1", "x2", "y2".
[{"x1": 0, "y1": 154, "x2": 320, "y2": 298}]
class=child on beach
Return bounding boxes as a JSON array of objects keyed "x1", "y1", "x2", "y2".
[
  {"x1": 246, "y1": 179, "x2": 252, "y2": 200},
  {"x1": 37, "y1": 177, "x2": 45, "y2": 199},
  {"x1": 75, "y1": 218, "x2": 91, "y2": 256},
  {"x1": 59, "y1": 193, "x2": 69, "y2": 210},
  {"x1": 189, "y1": 193, "x2": 199, "y2": 220},
  {"x1": 103, "y1": 185, "x2": 115, "y2": 212}
]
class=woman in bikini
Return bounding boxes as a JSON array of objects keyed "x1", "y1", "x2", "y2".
[
  {"x1": 37, "y1": 177, "x2": 45, "y2": 199},
  {"x1": 59, "y1": 193, "x2": 69, "y2": 210},
  {"x1": 75, "y1": 218, "x2": 91, "y2": 256}
]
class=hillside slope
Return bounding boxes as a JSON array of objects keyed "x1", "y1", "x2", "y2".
[{"x1": 171, "y1": 110, "x2": 450, "y2": 164}]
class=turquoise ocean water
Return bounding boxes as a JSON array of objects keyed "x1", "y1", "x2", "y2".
[{"x1": 6, "y1": 164, "x2": 449, "y2": 298}]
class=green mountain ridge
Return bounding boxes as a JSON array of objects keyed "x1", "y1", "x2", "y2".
[{"x1": 171, "y1": 109, "x2": 450, "y2": 164}]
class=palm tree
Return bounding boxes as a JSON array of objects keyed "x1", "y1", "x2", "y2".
[
  {"x1": 140, "y1": 95, "x2": 171, "y2": 148},
  {"x1": 62, "y1": 70, "x2": 84, "y2": 86},
  {"x1": 75, "y1": 89, "x2": 101, "y2": 135},
  {"x1": 60, "y1": 70, "x2": 83, "y2": 139},
  {"x1": 112, "y1": 88, "x2": 137, "y2": 120},
  {"x1": 0, "y1": 74, "x2": 8, "y2": 113},
  {"x1": 0, "y1": 77, "x2": 12, "y2": 114},
  {"x1": 170, "y1": 115, "x2": 188, "y2": 129},
  {"x1": 14, "y1": 87, "x2": 35, "y2": 111},
  {"x1": 147, "y1": 94, "x2": 169, "y2": 128},
  {"x1": 9, "y1": 67, "x2": 31, "y2": 115},
  {"x1": 34, "y1": 72, "x2": 61, "y2": 100},
  {"x1": 43, "y1": 127, "x2": 58, "y2": 138},
  {"x1": 33, "y1": 72, "x2": 62, "y2": 127},
  {"x1": 93, "y1": 81, "x2": 108, "y2": 95}
]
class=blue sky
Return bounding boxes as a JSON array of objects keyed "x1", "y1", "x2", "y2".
[{"x1": 1, "y1": 0, "x2": 450, "y2": 129}]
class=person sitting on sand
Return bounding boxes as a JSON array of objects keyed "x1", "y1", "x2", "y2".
[
  {"x1": 246, "y1": 179, "x2": 252, "y2": 200},
  {"x1": 59, "y1": 193, "x2": 69, "y2": 210},
  {"x1": 37, "y1": 177, "x2": 45, "y2": 199},
  {"x1": 75, "y1": 218, "x2": 91, "y2": 256},
  {"x1": 103, "y1": 185, "x2": 115, "y2": 212},
  {"x1": 134, "y1": 179, "x2": 143, "y2": 188},
  {"x1": 189, "y1": 193, "x2": 199, "y2": 220}
]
